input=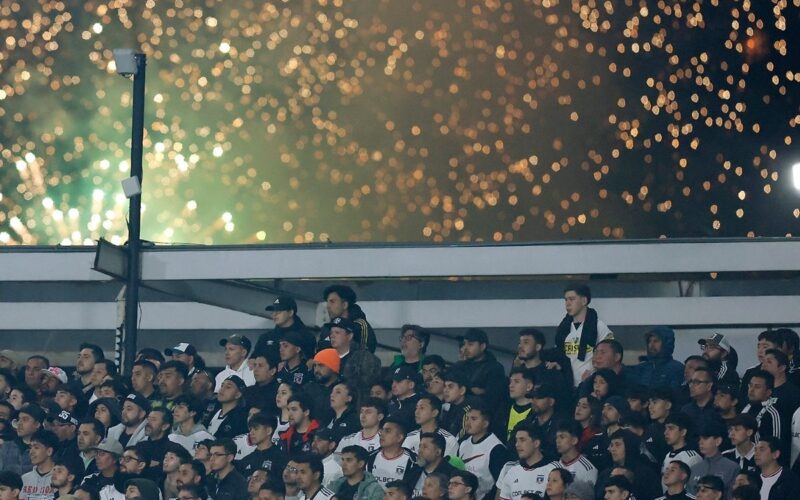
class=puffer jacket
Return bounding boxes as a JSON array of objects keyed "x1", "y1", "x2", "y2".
[
  {"x1": 634, "y1": 326, "x2": 685, "y2": 388},
  {"x1": 329, "y1": 472, "x2": 384, "y2": 500}
]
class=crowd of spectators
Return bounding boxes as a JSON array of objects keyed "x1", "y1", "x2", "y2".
[{"x1": 0, "y1": 283, "x2": 797, "y2": 500}]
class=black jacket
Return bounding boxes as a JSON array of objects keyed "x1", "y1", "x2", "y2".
[
  {"x1": 318, "y1": 305, "x2": 377, "y2": 353},
  {"x1": 210, "y1": 468, "x2": 249, "y2": 500},
  {"x1": 766, "y1": 467, "x2": 800, "y2": 500}
]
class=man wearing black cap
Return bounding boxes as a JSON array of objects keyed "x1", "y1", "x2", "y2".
[
  {"x1": 0, "y1": 404, "x2": 45, "y2": 474},
  {"x1": 50, "y1": 410, "x2": 80, "y2": 465},
  {"x1": 164, "y1": 343, "x2": 203, "y2": 377},
  {"x1": 530, "y1": 385, "x2": 560, "y2": 459},
  {"x1": 108, "y1": 393, "x2": 150, "y2": 447},
  {"x1": 0, "y1": 471, "x2": 22, "y2": 500},
  {"x1": 319, "y1": 285, "x2": 377, "y2": 353},
  {"x1": 277, "y1": 331, "x2": 313, "y2": 387},
  {"x1": 687, "y1": 423, "x2": 739, "y2": 496},
  {"x1": 312, "y1": 428, "x2": 343, "y2": 488},
  {"x1": 451, "y1": 329, "x2": 506, "y2": 409},
  {"x1": 215, "y1": 335, "x2": 255, "y2": 393},
  {"x1": 256, "y1": 296, "x2": 317, "y2": 361},
  {"x1": 388, "y1": 366, "x2": 423, "y2": 424},
  {"x1": 327, "y1": 317, "x2": 357, "y2": 374},
  {"x1": 208, "y1": 375, "x2": 249, "y2": 440}
]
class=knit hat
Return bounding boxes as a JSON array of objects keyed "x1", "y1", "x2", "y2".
[
  {"x1": 313, "y1": 349, "x2": 341, "y2": 374},
  {"x1": 564, "y1": 480, "x2": 594, "y2": 500},
  {"x1": 603, "y1": 396, "x2": 630, "y2": 420}
]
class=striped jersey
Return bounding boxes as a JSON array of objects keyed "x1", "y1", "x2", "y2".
[
  {"x1": 552, "y1": 454, "x2": 598, "y2": 486},
  {"x1": 496, "y1": 458, "x2": 555, "y2": 499},
  {"x1": 367, "y1": 449, "x2": 418, "y2": 490},
  {"x1": 403, "y1": 428, "x2": 459, "y2": 457}
]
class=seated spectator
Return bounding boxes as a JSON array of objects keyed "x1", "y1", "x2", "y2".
[
  {"x1": 713, "y1": 384, "x2": 740, "y2": 425},
  {"x1": 279, "y1": 393, "x2": 320, "y2": 454},
  {"x1": 457, "y1": 403, "x2": 508, "y2": 500},
  {"x1": 393, "y1": 325, "x2": 430, "y2": 371},
  {"x1": 235, "y1": 413, "x2": 286, "y2": 484},
  {"x1": 384, "y1": 480, "x2": 412, "y2": 500},
  {"x1": 0, "y1": 404, "x2": 44, "y2": 474},
  {"x1": 573, "y1": 395, "x2": 607, "y2": 470},
  {"x1": 312, "y1": 428, "x2": 343, "y2": 488},
  {"x1": 602, "y1": 475, "x2": 635, "y2": 500},
  {"x1": 551, "y1": 420, "x2": 598, "y2": 487},
  {"x1": 51, "y1": 454, "x2": 84, "y2": 498},
  {"x1": 661, "y1": 460, "x2": 694, "y2": 500},
  {"x1": 403, "y1": 395, "x2": 458, "y2": 457},
  {"x1": 130, "y1": 359, "x2": 162, "y2": 408},
  {"x1": 162, "y1": 442, "x2": 193, "y2": 498},
  {"x1": 277, "y1": 331, "x2": 313, "y2": 387},
  {"x1": 495, "y1": 367, "x2": 534, "y2": 443},
  {"x1": 634, "y1": 327, "x2": 684, "y2": 389},
  {"x1": 662, "y1": 413, "x2": 702, "y2": 476},
  {"x1": 695, "y1": 475, "x2": 725, "y2": 500},
  {"x1": 741, "y1": 370, "x2": 782, "y2": 442},
  {"x1": 681, "y1": 366, "x2": 725, "y2": 434},
  {"x1": 421, "y1": 355, "x2": 446, "y2": 387},
  {"x1": 674, "y1": 355, "x2": 710, "y2": 410},
  {"x1": 164, "y1": 342, "x2": 204, "y2": 378},
  {"x1": 336, "y1": 397, "x2": 385, "y2": 457},
  {"x1": 578, "y1": 340, "x2": 635, "y2": 398},
  {"x1": 496, "y1": 424, "x2": 555, "y2": 499},
  {"x1": 409, "y1": 432, "x2": 459, "y2": 496},
  {"x1": 447, "y1": 470, "x2": 479, "y2": 500},
  {"x1": 388, "y1": 366, "x2": 423, "y2": 425},
  {"x1": 698, "y1": 333, "x2": 741, "y2": 387},
  {"x1": 256, "y1": 295, "x2": 316, "y2": 361},
  {"x1": 595, "y1": 429, "x2": 661, "y2": 500},
  {"x1": 366, "y1": 417, "x2": 419, "y2": 490},
  {"x1": 543, "y1": 468, "x2": 575, "y2": 500},
  {"x1": 754, "y1": 436, "x2": 800, "y2": 500},
  {"x1": 587, "y1": 368, "x2": 622, "y2": 403},
  {"x1": 157, "y1": 360, "x2": 190, "y2": 410},
  {"x1": 722, "y1": 414, "x2": 758, "y2": 473},
  {"x1": 72, "y1": 343, "x2": 104, "y2": 396},
  {"x1": 207, "y1": 439, "x2": 248, "y2": 500},
  {"x1": 325, "y1": 382, "x2": 361, "y2": 442},
  {"x1": 0, "y1": 472, "x2": 22, "y2": 500},
  {"x1": 440, "y1": 371, "x2": 474, "y2": 439},
  {"x1": 331, "y1": 445, "x2": 383, "y2": 500},
  {"x1": 762, "y1": 349, "x2": 800, "y2": 438},
  {"x1": 80, "y1": 439, "x2": 124, "y2": 499},
  {"x1": 687, "y1": 423, "x2": 739, "y2": 495},
  {"x1": 422, "y1": 472, "x2": 448, "y2": 500},
  {"x1": 529, "y1": 385, "x2": 560, "y2": 459},
  {"x1": 304, "y1": 348, "x2": 341, "y2": 425},
  {"x1": 168, "y1": 395, "x2": 214, "y2": 453},
  {"x1": 20, "y1": 429, "x2": 58, "y2": 500},
  {"x1": 451, "y1": 329, "x2": 506, "y2": 410},
  {"x1": 295, "y1": 453, "x2": 336, "y2": 500},
  {"x1": 89, "y1": 397, "x2": 121, "y2": 432},
  {"x1": 208, "y1": 375, "x2": 249, "y2": 440},
  {"x1": 215, "y1": 335, "x2": 255, "y2": 392},
  {"x1": 644, "y1": 387, "x2": 672, "y2": 464}
]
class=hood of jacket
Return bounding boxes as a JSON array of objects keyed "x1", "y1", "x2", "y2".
[
  {"x1": 173, "y1": 422, "x2": 207, "y2": 437},
  {"x1": 348, "y1": 303, "x2": 368, "y2": 321},
  {"x1": 642, "y1": 326, "x2": 676, "y2": 361}
]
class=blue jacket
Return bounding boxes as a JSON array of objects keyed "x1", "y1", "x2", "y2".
[{"x1": 634, "y1": 326, "x2": 685, "y2": 388}]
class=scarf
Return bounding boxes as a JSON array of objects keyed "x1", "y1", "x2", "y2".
[{"x1": 555, "y1": 307, "x2": 598, "y2": 362}]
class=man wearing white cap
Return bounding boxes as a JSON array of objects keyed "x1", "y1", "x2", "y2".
[
  {"x1": 39, "y1": 367, "x2": 68, "y2": 398},
  {"x1": 698, "y1": 333, "x2": 740, "y2": 387},
  {"x1": 164, "y1": 343, "x2": 203, "y2": 377}
]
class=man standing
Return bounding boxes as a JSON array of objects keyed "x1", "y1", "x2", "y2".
[
  {"x1": 634, "y1": 326, "x2": 685, "y2": 389},
  {"x1": 20, "y1": 430, "x2": 58, "y2": 500},
  {"x1": 215, "y1": 335, "x2": 255, "y2": 392},
  {"x1": 73, "y1": 344, "x2": 104, "y2": 396},
  {"x1": 107, "y1": 393, "x2": 149, "y2": 448},
  {"x1": 256, "y1": 296, "x2": 316, "y2": 361},
  {"x1": 515, "y1": 329, "x2": 562, "y2": 388},
  {"x1": 207, "y1": 376, "x2": 249, "y2": 440},
  {"x1": 208, "y1": 439, "x2": 248, "y2": 500},
  {"x1": 319, "y1": 285, "x2": 376, "y2": 353},
  {"x1": 452, "y1": 329, "x2": 506, "y2": 409},
  {"x1": 555, "y1": 284, "x2": 613, "y2": 387},
  {"x1": 331, "y1": 446, "x2": 383, "y2": 500},
  {"x1": 457, "y1": 404, "x2": 508, "y2": 500}
]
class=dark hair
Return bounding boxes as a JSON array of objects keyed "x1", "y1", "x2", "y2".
[
  {"x1": 684, "y1": 355, "x2": 707, "y2": 366},
  {"x1": 248, "y1": 412, "x2": 276, "y2": 430},
  {"x1": 750, "y1": 369, "x2": 775, "y2": 390},
  {"x1": 287, "y1": 394, "x2": 313, "y2": 417},
  {"x1": 509, "y1": 366, "x2": 536, "y2": 385},
  {"x1": 136, "y1": 348, "x2": 164, "y2": 366},
  {"x1": 577, "y1": 395, "x2": 603, "y2": 429},
  {"x1": 758, "y1": 330, "x2": 783, "y2": 345},
  {"x1": 382, "y1": 416, "x2": 409, "y2": 436},
  {"x1": 401, "y1": 325, "x2": 430, "y2": 352},
  {"x1": 597, "y1": 339, "x2": 624, "y2": 360},
  {"x1": 669, "y1": 460, "x2": 692, "y2": 479},
  {"x1": 549, "y1": 467, "x2": 574, "y2": 487},
  {"x1": 692, "y1": 367, "x2": 714, "y2": 384},
  {"x1": 164, "y1": 442, "x2": 192, "y2": 464},
  {"x1": 555, "y1": 419, "x2": 583, "y2": 439},
  {"x1": 385, "y1": 480, "x2": 412, "y2": 497},
  {"x1": 251, "y1": 349, "x2": 279, "y2": 369},
  {"x1": 27, "y1": 355, "x2": 50, "y2": 368},
  {"x1": 160, "y1": 360, "x2": 189, "y2": 379},
  {"x1": 759, "y1": 436, "x2": 782, "y2": 455},
  {"x1": 513, "y1": 422, "x2": 543, "y2": 443},
  {"x1": 98, "y1": 359, "x2": 118, "y2": 375},
  {"x1": 0, "y1": 368, "x2": 17, "y2": 388},
  {"x1": 78, "y1": 418, "x2": 105, "y2": 438},
  {"x1": 469, "y1": 401, "x2": 493, "y2": 423},
  {"x1": 563, "y1": 283, "x2": 591, "y2": 303},
  {"x1": 777, "y1": 328, "x2": 800, "y2": 353},
  {"x1": 79, "y1": 343, "x2": 105, "y2": 362},
  {"x1": 450, "y1": 470, "x2": 479, "y2": 495},
  {"x1": 294, "y1": 453, "x2": 325, "y2": 483},
  {"x1": 736, "y1": 469, "x2": 762, "y2": 489},
  {"x1": 323, "y1": 285, "x2": 357, "y2": 306},
  {"x1": 132, "y1": 359, "x2": 158, "y2": 376},
  {"x1": 765, "y1": 349, "x2": 789, "y2": 370},
  {"x1": 259, "y1": 481, "x2": 286, "y2": 496},
  {"x1": 178, "y1": 485, "x2": 207, "y2": 499},
  {"x1": 360, "y1": 397, "x2": 387, "y2": 416},
  {"x1": 29, "y1": 429, "x2": 59, "y2": 450},
  {"x1": 210, "y1": 439, "x2": 237, "y2": 456},
  {"x1": 341, "y1": 445, "x2": 369, "y2": 463},
  {"x1": 605, "y1": 475, "x2": 632, "y2": 493},
  {"x1": 425, "y1": 473, "x2": 448, "y2": 498},
  {"x1": 417, "y1": 394, "x2": 443, "y2": 415},
  {"x1": 185, "y1": 460, "x2": 206, "y2": 483},
  {"x1": 731, "y1": 485, "x2": 761, "y2": 500},
  {"x1": 420, "y1": 432, "x2": 446, "y2": 455},
  {"x1": 422, "y1": 355, "x2": 446, "y2": 371},
  {"x1": 518, "y1": 328, "x2": 546, "y2": 347},
  {"x1": 149, "y1": 406, "x2": 173, "y2": 428}
]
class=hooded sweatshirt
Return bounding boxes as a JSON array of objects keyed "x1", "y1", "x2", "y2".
[
  {"x1": 594, "y1": 430, "x2": 661, "y2": 500},
  {"x1": 686, "y1": 453, "x2": 740, "y2": 495},
  {"x1": 168, "y1": 422, "x2": 214, "y2": 453},
  {"x1": 317, "y1": 304, "x2": 377, "y2": 353},
  {"x1": 634, "y1": 326, "x2": 685, "y2": 389}
]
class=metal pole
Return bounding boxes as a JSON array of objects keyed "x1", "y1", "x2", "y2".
[{"x1": 123, "y1": 53, "x2": 146, "y2": 376}]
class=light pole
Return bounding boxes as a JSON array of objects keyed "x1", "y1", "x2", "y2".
[{"x1": 114, "y1": 49, "x2": 146, "y2": 376}]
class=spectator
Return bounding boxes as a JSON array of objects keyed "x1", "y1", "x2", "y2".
[
  {"x1": 722, "y1": 414, "x2": 758, "y2": 473},
  {"x1": 311, "y1": 428, "x2": 343, "y2": 488},
  {"x1": 643, "y1": 388, "x2": 672, "y2": 464},
  {"x1": 741, "y1": 370, "x2": 782, "y2": 442},
  {"x1": 408, "y1": 433, "x2": 460, "y2": 495},
  {"x1": 80, "y1": 439, "x2": 124, "y2": 499},
  {"x1": 754, "y1": 436, "x2": 800, "y2": 500},
  {"x1": 392, "y1": 325, "x2": 429, "y2": 371},
  {"x1": 421, "y1": 356, "x2": 446, "y2": 387},
  {"x1": 75, "y1": 418, "x2": 104, "y2": 479},
  {"x1": 660, "y1": 460, "x2": 694, "y2": 500},
  {"x1": 89, "y1": 397, "x2": 121, "y2": 432},
  {"x1": 694, "y1": 475, "x2": 725, "y2": 500},
  {"x1": 130, "y1": 360, "x2": 161, "y2": 408},
  {"x1": 282, "y1": 458, "x2": 303, "y2": 500},
  {"x1": 451, "y1": 329, "x2": 506, "y2": 409},
  {"x1": 256, "y1": 295, "x2": 316, "y2": 361},
  {"x1": 366, "y1": 417, "x2": 419, "y2": 489},
  {"x1": 530, "y1": 385, "x2": 560, "y2": 459},
  {"x1": 161, "y1": 442, "x2": 192, "y2": 499},
  {"x1": 634, "y1": 326, "x2": 685, "y2": 389},
  {"x1": 544, "y1": 468, "x2": 574, "y2": 500},
  {"x1": 578, "y1": 340, "x2": 634, "y2": 398},
  {"x1": 422, "y1": 473, "x2": 447, "y2": 500},
  {"x1": 336, "y1": 397, "x2": 385, "y2": 457},
  {"x1": 256, "y1": 482, "x2": 284, "y2": 500},
  {"x1": 305, "y1": 348, "x2": 342, "y2": 425},
  {"x1": 698, "y1": 333, "x2": 741, "y2": 387},
  {"x1": 681, "y1": 367, "x2": 725, "y2": 434},
  {"x1": 207, "y1": 439, "x2": 248, "y2": 500},
  {"x1": 0, "y1": 404, "x2": 44, "y2": 474},
  {"x1": 686, "y1": 423, "x2": 739, "y2": 495},
  {"x1": 402, "y1": 395, "x2": 458, "y2": 457},
  {"x1": 119, "y1": 444, "x2": 149, "y2": 476},
  {"x1": 387, "y1": 366, "x2": 423, "y2": 424},
  {"x1": 587, "y1": 368, "x2": 622, "y2": 403},
  {"x1": 276, "y1": 331, "x2": 312, "y2": 387},
  {"x1": 318, "y1": 285, "x2": 377, "y2": 353},
  {"x1": 496, "y1": 424, "x2": 554, "y2": 499},
  {"x1": 447, "y1": 470, "x2": 479, "y2": 500},
  {"x1": 50, "y1": 409, "x2": 80, "y2": 464},
  {"x1": 20, "y1": 429, "x2": 58, "y2": 500},
  {"x1": 515, "y1": 328, "x2": 564, "y2": 388},
  {"x1": 142, "y1": 407, "x2": 173, "y2": 469},
  {"x1": 675, "y1": 355, "x2": 710, "y2": 409},
  {"x1": 51, "y1": 455, "x2": 84, "y2": 498},
  {"x1": 244, "y1": 349, "x2": 280, "y2": 415},
  {"x1": 602, "y1": 475, "x2": 634, "y2": 500},
  {"x1": 279, "y1": 393, "x2": 320, "y2": 454},
  {"x1": 108, "y1": 393, "x2": 150, "y2": 448},
  {"x1": 600, "y1": 396, "x2": 628, "y2": 444},
  {"x1": 384, "y1": 480, "x2": 412, "y2": 500},
  {"x1": 86, "y1": 359, "x2": 116, "y2": 405},
  {"x1": 208, "y1": 375, "x2": 249, "y2": 440},
  {"x1": 457, "y1": 403, "x2": 508, "y2": 500},
  {"x1": 0, "y1": 472, "x2": 22, "y2": 500},
  {"x1": 552, "y1": 420, "x2": 598, "y2": 487},
  {"x1": 235, "y1": 413, "x2": 286, "y2": 484},
  {"x1": 426, "y1": 371, "x2": 446, "y2": 401},
  {"x1": 713, "y1": 384, "x2": 740, "y2": 425},
  {"x1": 247, "y1": 469, "x2": 270, "y2": 500},
  {"x1": 740, "y1": 330, "x2": 783, "y2": 395},
  {"x1": 73, "y1": 344, "x2": 104, "y2": 396},
  {"x1": 215, "y1": 335, "x2": 255, "y2": 392},
  {"x1": 163, "y1": 343, "x2": 204, "y2": 377},
  {"x1": 295, "y1": 453, "x2": 336, "y2": 500},
  {"x1": 595, "y1": 429, "x2": 661, "y2": 500},
  {"x1": 573, "y1": 396, "x2": 608, "y2": 470},
  {"x1": 762, "y1": 349, "x2": 800, "y2": 429},
  {"x1": 662, "y1": 413, "x2": 702, "y2": 479},
  {"x1": 168, "y1": 395, "x2": 214, "y2": 453},
  {"x1": 157, "y1": 360, "x2": 189, "y2": 410},
  {"x1": 331, "y1": 445, "x2": 383, "y2": 500},
  {"x1": 39, "y1": 366, "x2": 67, "y2": 399},
  {"x1": 554, "y1": 284, "x2": 613, "y2": 387},
  {"x1": 176, "y1": 460, "x2": 205, "y2": 493},
  {"x1": 495, "y1": 367, "x2": 534, "y2": 442}
]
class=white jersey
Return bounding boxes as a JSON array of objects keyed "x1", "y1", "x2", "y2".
[
  {"x1": 233, "y1": 433, "x2": 257, "y2": 460},
  {"x1": 367, "y1": 449, "x2": 417, "y2": 490},
  {"x1": 168, "y1": 427, "x2": 214, "y2": 454},
  {"x1": 662, "y1": 447, "x2": 703, "y2": 491},
  {"x1": 552, "y1": 455, "x2": 598, "y2": 486},
  {"x1": 322, "y1": 454, "x2": 343, "y2": 488},
  {"x1": 563, "y1": 319, "x2": 613, "y2": 386},
  {"x1": 791, "y1": 406, "x2": 800, "y2": 467},
  {"x1": 214, "y1": 361, "x2": 255, "y2": 392},
  {"x1": 307, "y1": 487, "x2": 336, "y2": 500},
  {"x1": 20, "y1": 467, "x2": 54, "y2": 500},
  {"x1": 458, "y1": 433, "x2": 507, "y2": 500},
  {"x1": 402, "y1": 428, "x2": 459, "y2": 457},
  {"x1": 496, "y1": 459, "x2": 555, "y2": 499},
  {"x1": 336, "y1": 430, "x2": 381, "y2": 457},
  {"x1": 272, "y1": 418, "x2": 290, "y2": 446}
]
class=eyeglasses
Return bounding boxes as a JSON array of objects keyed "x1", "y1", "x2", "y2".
[
  {"x1": 121, "y1": 456, "x2": 142, "y2": 462},
  {"x1": 286, "y1": 466, "x2": 299, "y2": 472},
  {"x1": 399, "y1": 333, "x2": 418, "y2": 341},
  {"x1": 688, "y1": 379, "x2": 711, "y2": 385},
  {"x1": 448, "y1": 481, "x2": 466, "y2": 487}
]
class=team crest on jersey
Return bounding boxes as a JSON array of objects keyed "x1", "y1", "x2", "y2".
[
  {"x1": 262, "y1": 460, "x2": 273, "y2": 469},
  {"x1": 294, "y1": 373, "x2": 304, "y2": 384},
  {"x1": 536, "y1": 475, "x2": 545, "y2": 484},
  {"x1": 396, "y1": 466, "x2": 405, "y2": 474}
]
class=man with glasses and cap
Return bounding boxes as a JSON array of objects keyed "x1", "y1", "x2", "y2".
[
  {"x1": 215, "y1": 335, "x2": 255, "y2": 393},
  {"x1": 80, "y1": 439, "x2": 124, "y2": 499},
  {"x1": 256, "y1": 296, "x2": 316, "y2": 362},
  {"x1": 50, "y1": 410, "x2": 80, "y2": 465},
  {"x1": 208, "y1": 376, "x2": 249, "y2": 440},
  {"x1": 699, "y1": 333, "x2": 741, "y2": 387}
]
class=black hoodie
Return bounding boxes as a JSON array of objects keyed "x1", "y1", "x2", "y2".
[
  {"x1": 594, "y1": 430, "x2": 661, "y2": 500},
  {"x1": 317, "y1": 304, "x2": 377, "y2": 353},
  {"x1": 254, "y1": 315, "x2": 317, "y2": 360}
]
